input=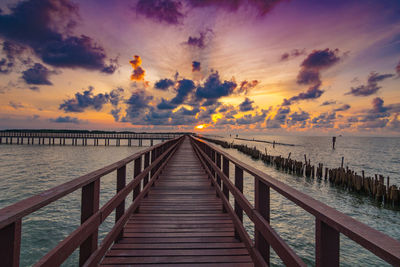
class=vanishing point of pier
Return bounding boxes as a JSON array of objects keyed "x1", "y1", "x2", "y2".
[{"x1": 0, "y1": 135, "x2": 399, "y2": 266}]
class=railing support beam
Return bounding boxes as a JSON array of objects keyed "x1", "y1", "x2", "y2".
[
  {"x1": 222, "y1": 156, "x2": 229, "y2": 213},
  {"x1": 0, "y1": 219, "x2": 21, "y2": 267},
  {"x1": 255, "y1": 178, "x2": 270, "y2": 265},
  {"x1": 234, "y1": 165, "x2": 243, "y2": 240},
  {"x1": 316, "y1": 218, "x2": 340, "y2": 267},
  {"x1": 115, "y1": 166, "x2": 126, "y2": 241},
  {"x1": 79, "y1": 180, "x2": 100, "y2": 266}
]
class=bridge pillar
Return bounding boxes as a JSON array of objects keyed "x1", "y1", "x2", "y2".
[
  {"x1": 32, "y1": 138, "x2": 34, "y2": 145},
  {"x1": 52, "y1": 138, "x2": 55, "y2": 145},
  {"x1": 6, "y1": 137, "x2": 8, "y2": 144},
  {"x1": 63, "y1": 138, "x2": 65, "y2": 146},
  {"x1": 10, "y1": 137, "x2": 13, "y2": 144},
  {"x1": 0, "y1": 137, "x2": 2, "y2": 144},
  {"x1": 27, "y1": 138, "x2": 30, "y2": 145},
  {"x1": 21, "y1": 138, "x2": 24, "y2": 145},
  {"x1": 150, "y1": 139, "x2": 153, "y2": 146},
  {"x1": 59, "y1": 138, "x2": 62, "y2": 145},
  {"x1": 17, "y1": 138, "x2": 19, "y2": 145},
  {"x1": 48, "y1": 138, "x2": 51, "y2": 145}
]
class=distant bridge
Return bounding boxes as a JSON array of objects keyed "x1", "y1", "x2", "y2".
[{"x1": 0, "y1": 130, "x2": 188, "y2": 146}]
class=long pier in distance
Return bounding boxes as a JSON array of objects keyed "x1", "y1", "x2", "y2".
[{"x1": 0, "y1": 130, "x2": 188, "y2": 146}]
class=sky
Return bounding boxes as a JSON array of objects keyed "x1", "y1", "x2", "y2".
[{"x1": 0, "y1": 0, "x2": 400, "y2": 135}]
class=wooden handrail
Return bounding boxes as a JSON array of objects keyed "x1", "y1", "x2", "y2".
[
  {"x1": 0, "y1": 136, "x2": 184, "y2": 267},
  {"x1": 0, "y1": 138, "x2": 175, "y2": 229},
  {"x1": 190, "y1": 136, "x2": 400, "y2": 266}
]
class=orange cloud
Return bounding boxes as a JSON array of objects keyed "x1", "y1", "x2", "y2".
[{"x1": 130, "y1": 55, "x2": 146, "y2": 81}]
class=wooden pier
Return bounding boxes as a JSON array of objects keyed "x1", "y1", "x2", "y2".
[
  {"x1": 0, "y1": 130, "x2": 184, "y2": 146},
  {"x1": 0, "y1": 135, "x2": 400, "y2": 266}
]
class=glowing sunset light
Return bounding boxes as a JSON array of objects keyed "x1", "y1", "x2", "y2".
[{"x1": 195, "y1": 124, "x2": 207, "y2": 130}]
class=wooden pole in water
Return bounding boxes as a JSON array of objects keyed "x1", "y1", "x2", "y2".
[{"x1": 332, "y1": 136, "x2": 336, "y2": 149}]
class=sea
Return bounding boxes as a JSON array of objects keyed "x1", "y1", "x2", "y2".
[{"x1": 0, "y1": 135, "x2": 399, "y2": 266}]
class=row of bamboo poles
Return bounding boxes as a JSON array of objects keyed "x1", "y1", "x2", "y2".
[{"x1": 200, "y1": 137, "x2": 399, "y2": 207}]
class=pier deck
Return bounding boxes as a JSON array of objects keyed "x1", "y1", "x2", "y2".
[{"x1": 100, "y1": 138, "x2": 253, "y2": 266}]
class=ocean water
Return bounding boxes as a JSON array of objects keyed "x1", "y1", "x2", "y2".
[
  {"x1": 0, "y1": 135, "x2": 399, "y2": 266},
  {"x1": 205, "y1": 134, "x2": 400, "y2": 266}
]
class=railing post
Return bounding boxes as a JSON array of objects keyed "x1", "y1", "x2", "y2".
[
  {"x1": 216, "y1": 152, "x2": 221, "y2": 188},
  {"x1": 211, "y1": 149, "x2": 216, "y2": 183},
  {"x1": 143, "y1": 152, "x2": 150, "y2": 187},
  {"x1": 0, "y1": 219, "x2": 21, "y2": 267},
  {"x1": 222, "y1": 156, "x2": 229, "y2": 213},
  {"x1": 255, "y1": 178, "x2": 270, "y2": 265},
  {"x1": 79, "y1": 179, "x2": 100, "y2": 266},
  {"x1": 316, "y1": 218, "x2": 340, "y2": 267},
  {"x1": 116, "y1": 165, "x2": 126, "y2": 241},
  {"x1": 150, "y1": 148, "x2": 156, "y2": 178},
  {"x1": 133, "y1": 156, "x2": 142, "y2": 205},
  {"x1": 234, "y1": 165, "x2": 243, "y2": 240}
]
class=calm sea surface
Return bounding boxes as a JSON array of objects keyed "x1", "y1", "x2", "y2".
[{"x1": 0, "y1": 135, "x2": 399, "y2": 266}]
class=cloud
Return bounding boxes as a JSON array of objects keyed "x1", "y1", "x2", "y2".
[
  {"x1": 188, "y1": 0, "x2": 286, "y2": 15},
  {"x1": 170, "y1": 79, "x2": 196, "y2": 104},
  {"x1": 186, "y1": 30, "x2": 213, "y2": 49},
  {"x1": 283, "y1": 48, "x2": 340, "y2": 106},
  {"x1": 236, "y1": 80, "x2": 259, "y2": 95},
  {"x1": 121, "y1": 90, "x2": 153, "y2": 123},
  {"x1": 301, "y1": 48, "x2": 340, "y2": 70},
  {"x1": 0, "y1": 0, "x2": 117, "y2": 73},
  {"x1": 266, "y1": 106, "x2": 290, "y2": 128},
  {"x1": 111, "y1": 108, "x2": 121, "y2": 121},
  {"x1": 59, "y1": 86, "x2": 115, "y2": 112},
  {"x1": 50, "y1": 116, "x2": 82, "y2": 124},
  {"x1": 239, "y1": 97, "x2": 254, "y2": 111},
  {"x1": 287, "y1": 110, "x2": 310, "y2": 127},
  {"x1": 157, "y1": 98, "x2": 176, "y2": 109},
  {"x1": 0, "y1": 41, "x2": 26, "y2": 74},
  {"x1": 310, "y1": 112, "x2": 336, "y2": 128},
  {"x1": 109, "y1": 88, "x2": 124, "y2": 106},
  {"x1": 296, "y1": 69, "x2": 320, "y2": 85},
  {"x1": 333, "y1": 104, "x2": 351, "y2": 112},
  {"x1": 130, "y1": 55, "x2": 146, "y2": 81},
  {"x1": 21, "y1": 63, "x2": 54, "y2": 85},
  {"x1": 236, "y1": 109, "x2": 269, "y2": 125},
  {"x1": 192, "y1": 61, "x2": 201, "y2": 72},
  {"x1": 321, "y1": 100, "x2": 336, "y2": 106},
  {"x1": 135, "y1": 0, "x2": 184, "y2": 25},
  {"x1": 9, "y1": 101, "x2": 24, "y2": 109},
  {"x1": 280, "y1": 49, "x2": 306, "y2": 61},
  {"x1": 282, "y1": 84, "x2": 324, "y2": 106},
  {"x1": 196, "y1": 71, "x2": 237, "y2": 101},
  {"x1": 346, "y1": 72, "x2": 394, "y2": 96},
  {"x1": 154, "y1": 78, "x2": 174, "y2": 90}
]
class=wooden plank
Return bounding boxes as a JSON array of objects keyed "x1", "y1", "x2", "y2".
[
  {"x1": 98, "y1": 137, "x2": 253, "y2": 266},
  {"x1": 101, "y1": 255, "x2": 253, "y2": 264},
  {"x1": 106, "y1": 248, "x2": 250, "y2": 257}
]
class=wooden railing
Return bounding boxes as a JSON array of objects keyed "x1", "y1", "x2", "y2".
[
  {"x1": 0, "y1": 136, "x2": 184, "y2": 267},
  {"x1": 190, "y1": 136, "x2": 400, "y2": 267}
]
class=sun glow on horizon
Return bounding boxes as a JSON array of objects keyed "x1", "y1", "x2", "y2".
[{"x1": 195, "y1": 124, "x2": 207, "y2": 130}]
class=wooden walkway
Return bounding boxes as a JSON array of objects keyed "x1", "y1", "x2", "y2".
[{"x1": 100, "y1": 137, "x2": 253, "y2": 266}]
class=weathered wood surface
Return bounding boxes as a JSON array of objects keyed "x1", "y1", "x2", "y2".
[{"x1": 100, "y1": 137, "x2": 253, "y2": 266}]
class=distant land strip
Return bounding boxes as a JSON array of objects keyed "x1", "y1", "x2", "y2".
[{"x1": 234, "y1": 137, "x2": 295, "y2": 146}]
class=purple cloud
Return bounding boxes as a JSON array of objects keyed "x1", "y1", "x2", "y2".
[
  {"x1": 0, "y1": 0, "x2": 117, "y2": 73},
  {"x1": 192, "y1": 61, "x2": 201, "y2": 72},
  {"x1": 346, "y1": 72, "x2": 394, "y2": 96},
  {"x1": 135, "y1": 0, "x2": 184, "y2": 25}
]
